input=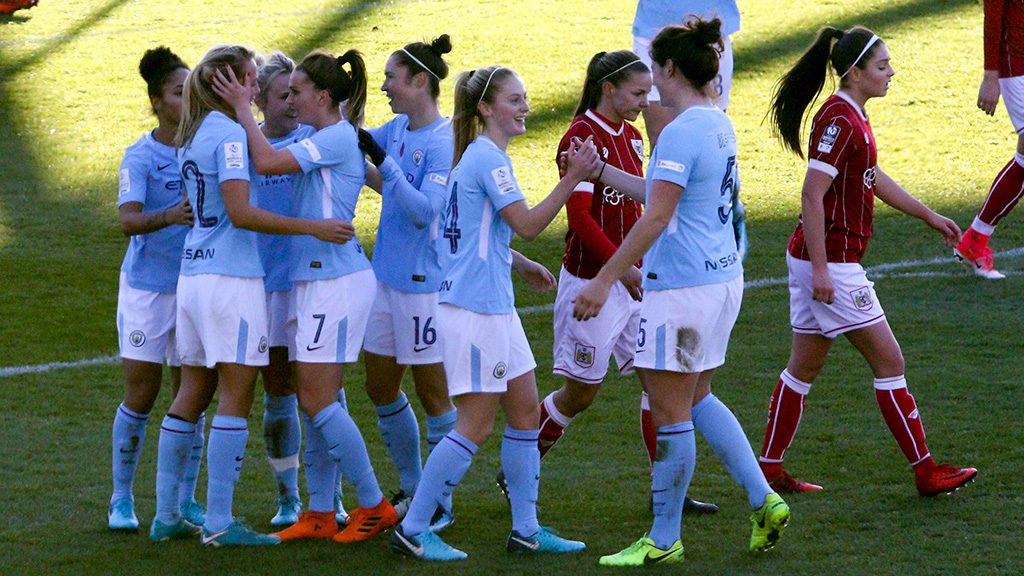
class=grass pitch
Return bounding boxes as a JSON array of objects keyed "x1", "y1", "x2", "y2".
[{"x1": 1, "y1": 0, "x2": 1022, "y2": 574}]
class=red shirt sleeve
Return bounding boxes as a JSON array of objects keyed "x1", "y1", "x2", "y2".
[
  {"x1": 807, "y1": 114, "x2": 855, "y2": 175},
  {"x1": 557, "y1": 121, "x2": 619, "y2": 264},
  {"x1": 984, "y1": 0, "x2": 1006, "y2": 71}
]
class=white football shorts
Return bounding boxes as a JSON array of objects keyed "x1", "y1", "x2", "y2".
[
  {"x1": 633, "y1": 275, "x2": 743, "y2": 374},
  {"x1": 291, "y1": 268, "x2": 376, "y2": 364},
  {"x1": 363, "y1": 282, "x2": 443, "y2": 365},
  {"x1": 438, "y1": 303, "x2": 536, "y2": 396},
  {"x1": 265, "y1": 289, "x2": 294, "y2": 350},
  {"x1": 117, "y1": 272, "x2": 180, "y2": 366},
  {"x1": 176, "y1": 274, "x2": 269, "y2": 368},
  {"x1": 1000, "y1": 75, "x2": 1024, "y2": 133},
  {"x1": 552, "y1": 267, "x2": 640, "y2": 383},
  {"x1": 787, "y1": 253, "x2": 886, "y2": 338}
]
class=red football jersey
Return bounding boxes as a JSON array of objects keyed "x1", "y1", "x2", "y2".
[
  {"x1": 984, "y1": 0, "x2": 1024, "y2": 76},
  {"x1": 788, "y1": 92, "x2": 878, "y2": 264},
  {"x1": 557, "y1": 109, "x2": 645, "y2": 279}
]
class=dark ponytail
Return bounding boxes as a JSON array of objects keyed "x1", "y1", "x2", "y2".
[
  {"x1": 139, "y1": 46, "x2": 188, "y2": 101},
  {"x1": 297, "y1": 49, "x2": 368, "y2": 127},
  {"x1": 768, "y1": 26, "x2": 881, "y2": 157},
  {"x1": 650, "y1": 17, "x2": 723, "y2": 91},
  {"x1": 574, "y1": 50, "x2": 649, "y2": 117},
  {"x1": 393, "y1": 34, "x2": 453, "y2": 100}
]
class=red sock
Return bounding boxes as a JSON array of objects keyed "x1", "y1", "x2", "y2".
[
  {"x1": 538, "y1": 394, "x2": 569, "y2": 459},
  {"x1": 978, "y1": 154, "x2": 1024, "y2": 226},
  {"x1": 640, "y1": 392, "x2": 656, "y2": 468},
  {"x1": 760, "y1": 371, "x2": 811, "y2": 464},
  {"x1": 873, "y1": 376, "x2": 930, "y2": 465}
]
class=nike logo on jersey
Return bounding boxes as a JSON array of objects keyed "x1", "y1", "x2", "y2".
[
  {"x1": 234, "y1": 456, "x2": 244, "y2": 462},
  {"x1": 306, "y1": 344, "x2": 325, "y2": 352},
  {"x1": 413, "y1": 345, "x2": 432, "y2": 353},
  {"x1": 158, "y1": 162, "x2": 174, "y2": 171}
]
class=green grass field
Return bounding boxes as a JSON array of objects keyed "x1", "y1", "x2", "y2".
[{"x1": 2, "y1": 0, "x2": 1023, "y2": 574}]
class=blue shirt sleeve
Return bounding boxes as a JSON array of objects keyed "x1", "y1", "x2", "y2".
[
  {"x1": 117, "y1": 144, "x2": 150, "y2": 206},
  {"x1": 287, "y1": 122, "x2": 361, "y2": 177},
  {"x1": 478, "y1": 150, "x2": 524, "y2": 211},
  {"x1": 650, "y1": 121, "x2": 696, "y2": 189},
  {"x1": 214, "y1": 124, "x2": 250, "y2": 183}
]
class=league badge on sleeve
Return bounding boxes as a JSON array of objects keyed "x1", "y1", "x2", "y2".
[
  {"x1": 490, "y1": 166, "x2": 517, "y2": 195},
  {"x1": 817, "y1": 124, "x2": 840, "y2": 154},
  {"x1": 224, "y1": 142, "x2": 245, "y2": 169}
]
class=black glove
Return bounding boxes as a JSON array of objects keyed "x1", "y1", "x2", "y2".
[{"x1": 357, "y1": 128, "x2": 387, "y2": 167}]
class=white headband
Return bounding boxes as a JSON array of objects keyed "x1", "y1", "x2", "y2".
[
  {"x1": 598, "y1": 59, "x2": 643, "y2": 84},
  {"x1": 400, "y1": 48, "x2": 441, "y2": 80},
  {"x1": 478, "y1": 67, "x2": 502, "y2": 105},
  {"x1": 840, "y1": 34, "x2": 880, "y2": 78}
]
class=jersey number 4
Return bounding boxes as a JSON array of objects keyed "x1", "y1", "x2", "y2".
[{"x1": 443, "y1": 182, "x2": 461, "y2": 254}]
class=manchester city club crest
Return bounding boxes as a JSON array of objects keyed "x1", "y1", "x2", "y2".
[
  {"x1": 493, "y1": 362, "x2": 508, "y2": 379},
  {"x1": 413, "y1": 149, "x2": 424, "y2": 166},
  {"x1": 258, "y1": 336, "x2": 268, "y2": 353},
  {"x1": 129, "y1": 330, "x2": 146, "y2": 348}
]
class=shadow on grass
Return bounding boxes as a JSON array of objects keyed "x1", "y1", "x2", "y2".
[{"x1": 277, "y1": 0, "x2": 380, "y2": 59}]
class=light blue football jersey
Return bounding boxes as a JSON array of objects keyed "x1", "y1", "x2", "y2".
[
  {"x1": 632, "y1": 0, "x2": 740, "y2": 39},
  {"x1": 368, "y1": 115, "x2": 451, "y2": 293},
  {"x1": 118, "y1": 131, "x2": 189, "y2": 293},
  {"x1": 253, "y1": 124, "x2": 316, "y2": 292},
  {"x1": 177, "y1": 111, "x2": 263, "y2": 278},
  {"x1": 642, "y1": 105, "x2": 742, "y2": 290},
  {"x1": 286, "y1": 119, "x2": 371, "y2": 281},
  {"x1": 437, "y1": 136, "x2": 525, "y2": 314}
]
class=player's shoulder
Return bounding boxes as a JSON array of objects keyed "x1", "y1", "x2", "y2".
[
  {"x1": 813, "y1": 95, "x2": 860, "y2": 127},
  {"x1": 122, "y1": 133, "x2": 154, "y2": 164}
]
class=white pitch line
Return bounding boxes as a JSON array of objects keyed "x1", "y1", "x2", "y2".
[{"x1": 2, "y1": 248, "x2": 1020, "y2": 378}]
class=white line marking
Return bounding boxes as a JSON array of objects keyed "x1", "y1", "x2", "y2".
[{"x1": 3, "y1": 248, "x2": 1020, "y2": 378}]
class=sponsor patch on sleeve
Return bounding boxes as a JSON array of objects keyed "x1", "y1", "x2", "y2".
[
  {"x1": 428, "y1": 172, "x2": 448, "y2": 186},
  {"x1": 224, "y1": 142, "x2": 245, "y2": 169},
  {"x1": 655, "y1": 159, "x2": 686, "y2": 173},
  {"x1": 490, "y1": 165, "x2": 517, "y2": 195},
  {"x1": 817, "y1": 124, "x2": 840, "y2": 154},
  {"x1": 118, "y1": 169, "x2": 131, "y2": 198},
  {"x1": 299, "y1": 138, "x2": 321, "y2": 162}
]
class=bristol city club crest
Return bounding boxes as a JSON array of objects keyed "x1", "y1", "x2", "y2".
[
  {"x1": 631, "y1": 138, "x2": 644, "y2": 160},
  {"x1": 849, "y1": 286, "x2": 874, "y2": 311},
  {"x1": 574, "y1": 343, "x2": 595, "y2": 368}
]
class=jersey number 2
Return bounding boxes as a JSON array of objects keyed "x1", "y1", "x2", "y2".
[{"x1": 182, "y1": 160, "x2": 218, "y2": 228}]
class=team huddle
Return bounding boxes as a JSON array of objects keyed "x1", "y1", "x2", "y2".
[{"x1": 108, "y1": 1, "x2": 985, "y2": 566}]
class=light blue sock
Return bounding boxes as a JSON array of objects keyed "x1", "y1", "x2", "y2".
[
  {"x1": 692, "y1": 393, "x2": 773, "y2": 509},
  {"x1": 336, "y1": 388, "x2": 348, "y2": 411},
  {"x1": 112, "y1": 404, "x2": 149, "y2": 503},
  {"x1": 502, "y1": 427, "x2": 541, "y2": 537},
  {"x1": 155, "y1": 415, "x2": 194, "y2": 524},
  {"x1": 263, "y1": 393, "x2": 301, "y2": 500},
  {"x1": 376, "y1": 392, "x2": 422, "y2": 495},
  {"x1": 312, "y1": 402, "x2": 383, "y2": 508},
  {"x1": 204, "y1": 415, "x2": 248, "y2": 533},
  {"x1": 178, "y1": 412, "x2": 205, "y2": 505},
  {"x1": 426, "y1": 408, "x2": 457, "y2": 454},
  {"x1": 401, "y1": 431, "x2": 477, "y2": 537},
  {"x1": 649, "y1": 421, "x2": 695, "y2": 550},
  {"x1": 301, "y1": 412, "x2": 336, "y2": 513}
]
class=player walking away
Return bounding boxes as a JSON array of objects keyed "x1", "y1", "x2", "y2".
[
  {"x1": 151, "y1": 44, "x2": 354, "y2": 547},
  {"x1": 954, "y1": 0, "x2": 1024, "y2": 279},
  {"x1": 354, "y1": 35, "x2": 457, "y2": 531},
  {"x1": 110, "y1": 47, "x2": 203, "y2": 532},
  {"x1": 511, "y1": 49, "x2": 714, "y2": 515},
  {"x1": 388, "y1": 65, "x2": 601, "y2": 561},
  {"x1": 214, "y1": 48, "x2": 397, "y2": 544},
  {"x1": 573, "y1": 19, "x2": 790, "y2": 566},
  {"x1": 759, "y1": 26, "x2": 978, "y2": 497}
]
